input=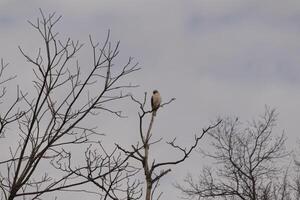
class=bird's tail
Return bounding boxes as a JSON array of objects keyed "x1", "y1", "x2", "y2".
[{"x1": 153, "y1": 110, "x2": 157, "y2": 116}]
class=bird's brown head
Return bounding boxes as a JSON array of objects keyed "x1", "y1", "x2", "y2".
[{"x1": 153, "y1": 90, "x2": 159, "y2": 94}]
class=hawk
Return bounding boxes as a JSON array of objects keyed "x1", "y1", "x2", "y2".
[{"x1": 151, "y1": 90, "x2": 161, "y2": 116}]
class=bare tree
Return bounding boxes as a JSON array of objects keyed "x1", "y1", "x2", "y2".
[
  {"x1": 0, "y1": 10, "x2": 140, "y2": 200},
  {"x1": 177, "y1": 108, "x2": 289, "y2": 200},
  {"x1": 117, "y1": 93, "x2": 221, "y2": 200},
  {"x1": 289, "y1": 148, "x2": 300, "y2": 200}
]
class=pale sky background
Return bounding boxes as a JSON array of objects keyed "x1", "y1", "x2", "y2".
[{"x1": 0, "y1": 0, "x2": 300, "y2": 199}]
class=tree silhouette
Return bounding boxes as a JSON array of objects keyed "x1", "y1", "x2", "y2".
[
  {"x1": 0, "y1": 10, "x2": 139, "y2": 200},
  {"x1": 177, "y1": 108, "x2": 290, "y2": 200}
]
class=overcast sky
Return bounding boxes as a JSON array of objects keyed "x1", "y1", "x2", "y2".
[{"x1": 1, "y1": 0, "x2": 300, "y2": 199}]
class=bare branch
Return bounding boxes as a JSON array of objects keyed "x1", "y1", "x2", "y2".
[{"x1": 117, "y1": 92, "x2": 220, "y2": 200}]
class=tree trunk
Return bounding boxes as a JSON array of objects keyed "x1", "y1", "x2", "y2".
[{"x1": 144, "y1": 114, "x2": 155, "y2": 200}]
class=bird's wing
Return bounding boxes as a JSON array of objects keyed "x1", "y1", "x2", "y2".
[{"x1": 151, "y1": 95, "x2": 154, "y2": 108}]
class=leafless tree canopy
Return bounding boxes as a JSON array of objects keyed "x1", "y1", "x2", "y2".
[
  {"x1": 0, "y1": 10, "x2": 140, "y2": 200},
  {"x1": 176, "y1": 108, "x2": 296, "y2": 200}
]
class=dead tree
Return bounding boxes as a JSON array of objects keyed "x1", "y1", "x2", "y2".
[
  {"x1": 117, "y1": 93, "x2": 221, "y2": 200},
  {"x1": 0, "y1": 10, "x2": 139, "y2": 200},
  {"x1": 177, "y1": 108, "x2": 289, "y2": 200}
]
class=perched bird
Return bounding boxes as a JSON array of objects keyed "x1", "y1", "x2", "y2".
[{"x1": 151, "y1": 90, "x2": 161, "y2": 116}]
